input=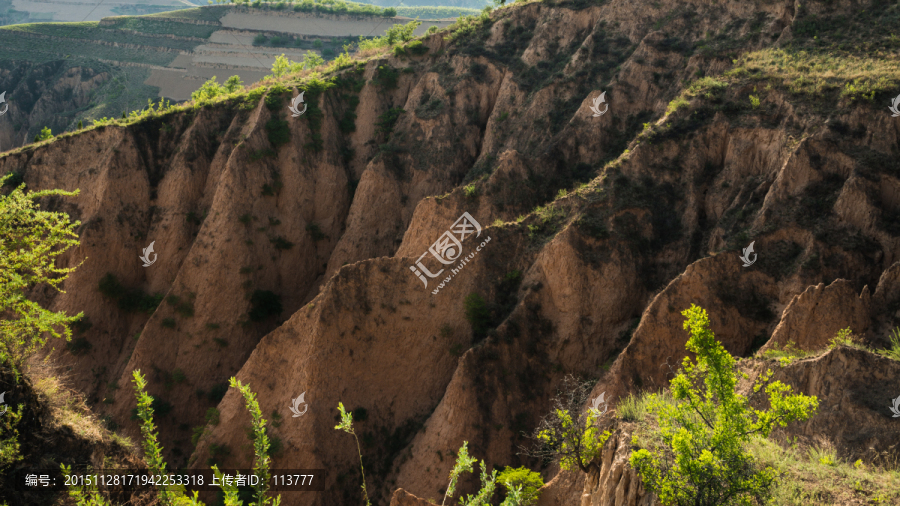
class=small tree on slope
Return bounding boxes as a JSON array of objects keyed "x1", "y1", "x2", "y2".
[{"x1": 629, "y1": 304, "x2": 818, "y2": 506}]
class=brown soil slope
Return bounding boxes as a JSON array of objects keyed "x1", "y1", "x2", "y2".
[{"x1": 1, "y1": 0, "x2": 900, "y2": 504}]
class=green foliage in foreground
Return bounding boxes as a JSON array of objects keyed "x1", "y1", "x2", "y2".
[
  {"x1": 629, "y1": 305, "x2": 819, "y2": 506},
  {"x1": 0, "y1": 175, "x2": 83, "y2": 372},
  {"x1": 230, "y1": 377, "x2": 281, "y2": 506},
  {"x1": 335, "y1": 402, "x2": 371, "y2": 506},
  {"x1": 96, "y1": 370, "x2": 283, "y2": 505},
  {"x1": 497, "y1": 467, "x2": 543, "y2": 505},
  {"x1": 529, "y1": 376, "x2": 610, "y2": 473}
]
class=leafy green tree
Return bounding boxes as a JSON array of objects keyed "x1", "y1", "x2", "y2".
[
  {"x1": 191, "y1": 76, "x2": 227, "y2": 102},
  {"x1": 629, "y1": 305, "x2": 819, "y2": 506},
  {"x1": 270, "y1": 54, "x2": 303, "y2": 78},
  {"x1": 77, "y1": 120, "x2": 83, "y2": 129},
  {"x1": 224, "y1": 75, "x2": 244, "y2": 93},
  {"x1": 34, "y1": 126, "x2": 53, "y2": 142},
  {"x1": 382, "y1": 7, "x2": 396, "y2": 17},
  {"x1": 0, "y1": 175, "x2": 82, "y2": 372},
  {"x1": 301, "y1": 51, "x2": 325, "y2": 70},
  {"x1": 497, "y1": 467, "x2": 543, "y2": 505},
  {"x1": 529, "y1": 375, "x2": 609, "y2": 473},
  {"x1": 335, "y1": 402, "x2": 371, "y2": 506},
  {"x1": 384, "y1": 20, "x2": 420, "y2": 45}
]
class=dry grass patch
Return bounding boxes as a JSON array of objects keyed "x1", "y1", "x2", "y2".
[
  {"x1": 26, "y1": 359, "x2": 133, "y2": 448},
  {"x1": 727, "y1": 48, "x2": 900, "y2": 100},
  {"x1": 749, "y1": 436, "x2": 900, "y2": 505}
]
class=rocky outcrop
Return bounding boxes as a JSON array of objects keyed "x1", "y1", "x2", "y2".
[
  {"x1": 740, "y1": 347, "x2": 900, "y2": 460},
  {"x1": 389, "y1": 489, "x2": 437, "y2": 506},
  {"x1": 761, "y1": 280, "x2": 871, "y2": 352},
  {"x1": 578, "y1": 426, "x2": 655, "y2": 506}
]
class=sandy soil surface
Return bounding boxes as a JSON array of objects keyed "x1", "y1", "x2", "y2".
[
  {"x1": 194, "y1": 42, "x2": 314, "y2": 59},
  {"x1": 220, "y1": 12, "x2": 453, "y2": 37},
  {"x1": 209, "y1": 30, "x2": 260, "y2": 46}
]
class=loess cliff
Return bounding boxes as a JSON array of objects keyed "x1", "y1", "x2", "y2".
[{"x1": 2, "y1": 0, "x2": 900, "y2": 504}]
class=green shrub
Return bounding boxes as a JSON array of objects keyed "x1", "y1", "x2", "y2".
[
  {"x1": 497, "y1": 466, "x2": 543, "y2": 505},
  {"x1": 33, "y1": 126, "x2": 53, "y2": 143},
  {"x1": 249, "y1": 290, "x2": 283, "y2": 321},
  {"x1": 66, "y1": 337, "x2": 92, "y2": 356},
  {"x1": 190, "y1": 76, "x2": 232, "y2": 102},
  {"x1": 265, "y1": 118, "x2": 291, "y2": 146},
  {"x1": 207, "y1": 443, "x2": 231, "y2": 467},
  {"x1": 270, "y1": 236, "x2": 293, "y2": 250},
  {"x1": 166, "y1": 294, "x2": 195, "y2": 318},
  {"x1": 749, "y1": 94, "x2": 761, "y2": 109},
  {"x1": 359, "y1": 20, "x2": 421, "y2": 51},
  {"x1": 828, "y1": 327, "x2": 855, "y2": 349},
  {"x1": 529, "y1": 376, "x2": 610, "y2": 473},
  {"x1": 443, "y1": 441, "x2": 476, "y2": 505},
  {"x1": 98, "y1": 273, "x2": 163, "y2": 314},
  {"x1": 459, "y1": 460, "x2": 497, "y2": 506},
  {"x1": 879, "y1": 327, "x2": 900, "y2": 361},
  {"x1": 463, "y1": 293, "x2": 491, "y2": 339},
  {"x1": 161, "y1": 318, "x2": 176, "y2": 328},
  {"x1": 629, "y1": 305, "x2": 819, "y2": 506},
  {"x1": 373, "y1": 65, "x2": 401, "y2": 89},
  {"x1": 207, "y1": 382, "x2": 229, "y2": 403},
  {"x1": 306, "y1": 223, "x2": 327, "y2": 241},
  {"x1": 376, "y1": 107, "x2": 405, "y2": 137}
]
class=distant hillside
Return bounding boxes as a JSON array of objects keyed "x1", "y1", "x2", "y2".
[
  {"x1": 0, "y1": 3, "x2": 452, "y2": 150},
  {"x1": 2, "y1": 0, "x2": 193, "y2": 23}
]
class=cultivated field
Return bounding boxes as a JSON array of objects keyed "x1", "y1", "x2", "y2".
[
  {"x1": 11, "y1": 0, "x2": 192, "y2": 22},
  {"x1": 219, "y1": 11, "x2": 453, "y2": 37}
]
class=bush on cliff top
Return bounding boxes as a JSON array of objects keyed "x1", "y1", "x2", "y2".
[{"x1": 630, "y1": 305, "x2": 819, "y2": 506}]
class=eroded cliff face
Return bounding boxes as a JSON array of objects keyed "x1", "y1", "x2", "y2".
[
  {"x1": 2, "y1": 0, "x2": 900, "y2": 504},
  {"x1": 0, "y1": 62, "x2": 110, "y2": 150}
]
